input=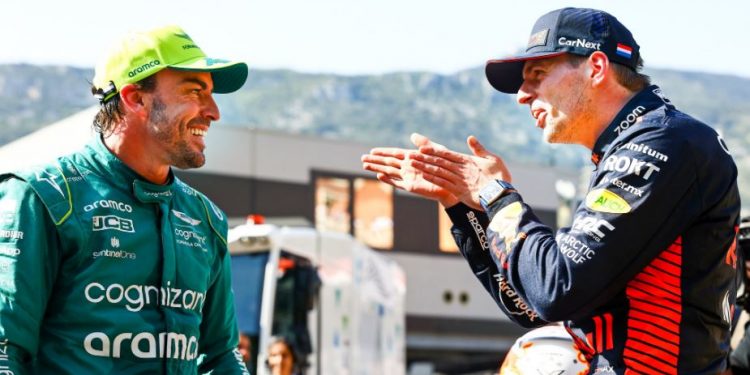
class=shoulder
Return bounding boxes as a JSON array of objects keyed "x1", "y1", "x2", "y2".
[{"x1": 1, "y1": 158, "x2": 77, "y2": 225}]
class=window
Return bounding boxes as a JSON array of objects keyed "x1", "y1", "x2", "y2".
[
  {"x1": 438, "y1": 204, "x2": 459, "y2": 253},
  {"x1": 354, "y1": 178, "x2": 393, "y2": 249},
  {"x1": 314, "y1": 177, "x2": 351, "y2": 234},
  {"x1": 314, "y1": 175, "x2": 394, "y2": 250}
]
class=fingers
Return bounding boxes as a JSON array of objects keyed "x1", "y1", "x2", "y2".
[
  {"x1": 362, "y1": 153, "x2": 404, "y2": 169},
  {"x1": 410, "y1": 133, "x2": 430, "y2": 147},
  {"x1": 417, "y1": 143, "x2": 469, "y2": 164},
  {"x1": 376, "y1": 174, "x2": 406, "y2": 190},
  {"x1": 410, "y1": 133, "x2": 447, "y2": 150},
  {"x1": 408, "y1": 154, "x2": 463, "y2": 182},
  {"x1": 368, "y1": 147, "x2": 410, "y2": 159},
  {"x1": 467, "y1": 135, "x2": 489, "y2": 157},
  {"x1": 362, "y1": 161, "x2": 401, "y2": 177}
]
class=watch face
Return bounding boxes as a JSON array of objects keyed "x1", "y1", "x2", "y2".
[
  {"x1": 480, "y1": 181, "x2": 506, "y2": 206},
  {"x1": 480, "y1": 180, "x2": 515, "y2": 207}
]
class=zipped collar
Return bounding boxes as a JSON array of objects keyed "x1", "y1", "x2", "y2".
[
  {"x1": 80, "y1": 136, "x2": 175, "y2": 203},
  {"x1": 590, "y1": 85, "x2": 674, "y2": 165}
]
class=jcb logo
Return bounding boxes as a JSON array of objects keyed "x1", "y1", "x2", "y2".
[{"x1": 93, "y1": 215, "x2": 135, "y2": 233}]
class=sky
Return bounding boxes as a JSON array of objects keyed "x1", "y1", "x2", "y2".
[{"x1": 2, "y1": 0, "x2": 746, "y2": 78}]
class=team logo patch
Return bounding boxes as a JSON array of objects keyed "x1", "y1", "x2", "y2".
[
  {"x1": 527, "y1": 29, "x2": 549, "y2": 49},
  {"x1": 585, "y1": 189, "x2": 631, "y2": 214},
  {"x1": 488, "y1": 202, "x2": 525, "y2": 266},
  {"x1": 172, "y1": 210, "x2": 202, "y2": 226}
]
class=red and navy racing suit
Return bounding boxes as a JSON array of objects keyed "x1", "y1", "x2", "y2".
[{"x1": 446, "y1": 86, "x2": 740, "y2": 374}]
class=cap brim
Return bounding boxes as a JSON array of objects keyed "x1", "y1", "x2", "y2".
[
  {"x1": 485, "y1": 51, "x2": 566, "y2": 93},
  {"x1": 171, "y1": 57, "x2": 249, "y2": 94}
]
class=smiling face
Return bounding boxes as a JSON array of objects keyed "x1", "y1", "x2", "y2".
[
  {"x1": 516, "y1": 55, "x2": 593, "y2": 145},
  {"x1": 144, "y1": 68, "x2": 220, "y2": 169}
]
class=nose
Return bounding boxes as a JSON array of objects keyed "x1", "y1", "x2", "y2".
[
  {"x1": 203, "y1": 93, "x2": 220, "y2": 122},
  {"x1": 516, "y1": 81, "x2": 534, "y2": 105}
]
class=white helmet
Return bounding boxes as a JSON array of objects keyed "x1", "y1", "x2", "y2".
[{"x1": 499, "y1": 324, "x2": 589, "y2": 375}]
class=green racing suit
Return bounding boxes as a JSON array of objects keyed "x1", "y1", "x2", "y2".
[{"x1": 0, "y1": 137, "x2": 249, "y2": 374}]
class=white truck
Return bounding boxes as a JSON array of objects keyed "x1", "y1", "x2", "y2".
[{"x1": 228, "y1": 219, "x2": 406, "y2": 375}]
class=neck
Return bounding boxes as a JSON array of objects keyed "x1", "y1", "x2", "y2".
[
  {"x1": 103, "y1": 123, "x2": 170, "y2": 185},
  {"x1": 584, "y1": 84, "x2": 638, "y2": 150}
]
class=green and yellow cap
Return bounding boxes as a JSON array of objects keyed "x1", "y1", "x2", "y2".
[{"x1": 92, "y1": 25, "x2": 248, "y2": 103}]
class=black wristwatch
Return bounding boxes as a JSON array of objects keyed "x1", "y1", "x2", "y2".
[{"x1": 479, "y1": 180, "x2": 516, "y2": 207}]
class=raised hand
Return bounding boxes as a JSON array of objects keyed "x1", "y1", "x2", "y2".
[
  {"x1": 361, "y1": 142, "x2": 459, "y2": 207},
  {"x1": 408, "y1": 133, "x2": 511, "y2": 210}
]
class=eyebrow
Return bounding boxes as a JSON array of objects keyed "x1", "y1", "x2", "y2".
[{"x1": 181, "y1": 77, "x2": 209, "y2": 90}]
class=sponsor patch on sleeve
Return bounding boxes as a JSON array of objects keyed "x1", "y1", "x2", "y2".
[
  {"x1": 585, "y1": 189, "x2": 631, "y2": 214},
  {"x1": 488, "y1": 202, "x2": 526, "y2": 266}
]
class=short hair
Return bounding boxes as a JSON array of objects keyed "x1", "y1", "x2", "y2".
[
  {"x1": 566, "y1": 54, "x2": 651, "y2": 92},
  {"x1": 91, "y1": 74, "x2": 157, "y2": 136}
]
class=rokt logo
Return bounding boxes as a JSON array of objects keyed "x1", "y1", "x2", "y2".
[{"x1": 602, "y1": 155, "x2": 660, "y2": 181}]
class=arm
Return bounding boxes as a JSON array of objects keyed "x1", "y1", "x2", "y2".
[
  {"x1": 362, "y1": 135, "x2": 543, "y2": 326},
  {"x1": 197, "y1": 248, "x2": 249, "y2": 374},
  {"x1": 0, "y1": 177, "x2": 61, "y2": 374},
  {"x1": 414, "y1": 128, "x2": 708, "y2": 321},
  {"x1": 445, "y1": 202, "x2": 546, "y2": 327}
]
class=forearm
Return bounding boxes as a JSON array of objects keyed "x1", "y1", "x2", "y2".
[
  {"x1": 199, "y1": 348, "x2": 249, "y2": 375},
  {"x1": 446, "y1": 203, "x2": 546, "y2": 327}
]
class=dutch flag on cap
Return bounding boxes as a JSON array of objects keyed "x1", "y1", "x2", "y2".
[{"x1": 616, "y1": 43, "x2": 633, "y2": 59}]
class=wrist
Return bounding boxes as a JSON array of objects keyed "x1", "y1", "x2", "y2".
[
  {"x1": 439, "y1": 194, "x2": 460, "y2": 208},
  {"x1": 478, "y1": 180, "x2": 516, "y2": 210}
]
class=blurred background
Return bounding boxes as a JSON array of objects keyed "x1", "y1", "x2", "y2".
[{"x1": 2, "y1": 1, "x2": 749, "y2": 374}]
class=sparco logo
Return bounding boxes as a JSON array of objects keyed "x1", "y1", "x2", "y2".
[
  {"x1": 84, "y1": 200, "x2": 133, "y2": 213},
  {"x1": 466, "y1": 211, "x2": 489, "y2": 250},
  {"x1": 84, "y1": 331, "x2": 199, "y2": 360},
  {"x1": 614, "y1": 105, "x2": 646, "y2": 135},
  {"x1": 558, "y1": 37, "x2": 601, "y2": 50},
  {"x1": 128, "y1": 60, "x2": 160, "y2": 78}
]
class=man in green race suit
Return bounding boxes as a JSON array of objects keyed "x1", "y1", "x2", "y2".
[{"x1": 0, "y1": 25, "x2": 250, "y2": 374}]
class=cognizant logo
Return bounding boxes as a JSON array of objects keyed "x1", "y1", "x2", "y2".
[
  {"x1": 128, "y1": 60, "x2": 160, "y2": 78},
  {"x1": 84, "y1": 281, "x2": 206, "y2": 312},
  {"x1": 174, "y1": 228, "x2": 207, "y2": 244},
  {"x1": 84, "y1": 331, "x2": 199, "y2": 360}
]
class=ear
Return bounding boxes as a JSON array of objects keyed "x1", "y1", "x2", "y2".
[
  {"x1": 119, "y1": 83, "x2": 149, "y2": 118},
  {"x1": 587, "y1": 51, "x2": 609, "y2": 87}
]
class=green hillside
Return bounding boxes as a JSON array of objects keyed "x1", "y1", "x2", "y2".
[{"x1": 1, "y1": 63, "x2": 749, "y2": 208}]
